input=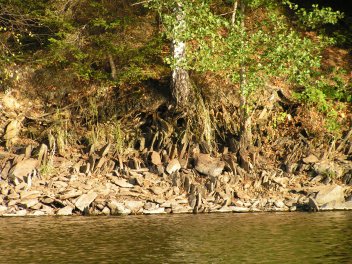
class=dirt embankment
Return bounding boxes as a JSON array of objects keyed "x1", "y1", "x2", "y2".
[{"x1": 0, "y1": 86, "x2": 351, "y2": 217}]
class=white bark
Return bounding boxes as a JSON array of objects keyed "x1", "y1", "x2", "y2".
[
  {"x1": 238, "y1": 0, "x2": 252, "y2": 149},
  {"x1": 171, "y1": 2, "x2": 191, "y2": 107},
  {"x1": 108, "y1": 53, "x2": 117, "y2": 80},
  {"x1": 231, "y1": 0, "x2": 238, "y2": 26}
]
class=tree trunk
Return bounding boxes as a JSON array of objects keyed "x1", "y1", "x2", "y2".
[
  {"x1": 234, "y1": 0, "x2": 253, "y2": 171},
  {"x1": 108, "y1": 53, "x2": 117, "y2": 80},
  {"x1": 171, "y1": 2, "x2": 191, "y2": 108},
  {"x1": 238, "y1": 0, "x2": 252, "y2": 151}
]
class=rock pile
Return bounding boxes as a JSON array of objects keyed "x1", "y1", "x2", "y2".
[{"x1": 1, "y1": 146, "x2": 351, "y2": 217}]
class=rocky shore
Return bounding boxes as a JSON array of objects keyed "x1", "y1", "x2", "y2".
[{"x1": 1, "y1": 146, "x2": 351, "y2": 217}]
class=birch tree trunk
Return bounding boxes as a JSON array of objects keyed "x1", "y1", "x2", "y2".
[
  {"x1": 231, "y1": 0, "x2": 253, "y2": 171},
  {"x1": 238, "y1": 0, "x2": 252, "y2": 151},
  {"x1": 171, "y1": 2, "x2": 191, "y2": 108}
]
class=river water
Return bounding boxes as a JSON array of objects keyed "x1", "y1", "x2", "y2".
[{"x1": 0, "y1": 212, "x2": 351, "y2": 264}]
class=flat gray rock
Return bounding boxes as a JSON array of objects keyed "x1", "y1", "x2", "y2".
[
  {"x1": 302, "y1": 154, "x2": 319, "y2": 164},
  {"x1": 150, "y1": 186, "x2": 166, "y2": 195},
  {"x1": 0, "y1": 205, "x2": 8, "y2": 215},
  {"x1": 111, "y1": 178, "x2": 134, "y2": 188},
  {"x1": 166, "y1": 159, "x2": 181, "y2": 174},
  {"x1": 274, "y1": 200, "x2": 285, "y2": 208},
  {"x1": 194, "y1": 154, "x2": 225, "y2": 177},
  {"x1": 108, "y1": 199, "x2": 131, "y2": 215},
  {"x1": 217, "y1": 206, "x2": 234, "y2": 213},
  {"x1": 229, "y1": 206, "x2": 250, "y2": 213},
  {"x1": 308, "y1": 197, "x2": 319, "y2": 212},
  {"x1": 320, "y1": 201, "x2": 352, "y2": 211},
  {"x1": 124, "y1": 201, "x2": 144, "y2": 212},
  {"x1": 19, "y1": 198, "x2": 39, "y2": 209},
  {"x1": 143, "y1": 207, "x2": 165, "y2": 214},
  {"x1": 75, "y1": 192, "x2": 98, "y2": 212},
  {"x1": 171, "y1": 203, "x2": 193, "y2": 214},
  {"x1": 3, "y1": 209, "x2": 27, "y2": 217},
  {"x1": 57, "y1": 206, "x2": 74, "y2": 216},
  {"x1": 59, "y1": 189, "x2": 82, "y2": 200},
  {"x1": 30, "y1": 210, "x2": 46, "y2": 216},
  {"x1": 315, "y1": 185, "x2": 345, "y2": 206},
  {"x1": 9, "y1": 159, "x2": 39, "y2": 180}
]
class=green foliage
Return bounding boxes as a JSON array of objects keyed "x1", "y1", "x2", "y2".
[
  {"x1": 294, "y1": 81, "x2": 341, "y2": 133},
  {"x1": 148, "y1": 0, "x2": 339, "y2": 100},
  {"x1": 283, "y1": 1, "x2": 344, "y2": 30},
  {"x1": 0, "y1": 0, "x2": 166, "y2": 90},
  {"x1": 146, "y1": 0, "x2": 348, "y2": 137}
]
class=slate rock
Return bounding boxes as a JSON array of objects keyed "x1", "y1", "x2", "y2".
[
  {"x1": 230, "y1": 206, "x2": 250, "y2": 213},
  {"x1": 19, "y1": 198, "x2": 39, "y2": 209},
  {"x1": 302, "y1": 154, "x2": 319, "y2": 164},
  {"x1": 30, "y1": 211, "x2": 46, "y2": 216},
  {"x1": 0, "y1": 205, "x2": 8, "y2": 215},
  {"x1": 274, "y1": 200, "x2": 285, "y2": 208},
  {"x1": 194, "y1": 154, "x2": 225, "y2": 177},
  {"x1": 57, "y1": 206, "x2": 74, "y2": 216},
  {"x1": 315, "y1": 185, "x2": 345, "y2": 206},
  {"x1": 75, "y1": 192, "x2": 98, "y2": 212},
  {"x1": 320, "y1": 201, "x2": 352, "y2": 211},
  {"x1": 108, "y1": 199, "x2": 131, "y2": 215},
  {"x1": 150, "y1": 151, "x2": 162, "y2": 165},
  {"x1": 124, "y1": 200, "x2": 144, "y2": 213},
  {"x1": 3, "y1": 209, "x2": 27, "y2": 217},
  {"x1": 9, "y1": 159, "x2": 39, "y2": 181},
  {"x1": 313, "y1": 161, "x2": 344, "y2": 179},
  {"x1": 166, "y1": 159, "x2": 181, "y2": 174},
  {"x1": 111, "y1": 178, "x2": 134, "y2": 188},
  {"x1": 143, "y1": 207, "x2": 165, "y2": 214},
  {"x1": 59, "y1": 189, "x2": 83, "y2": 200},
  {"x1": 308, "y1": 197, "x2": 319, "y2": 212}
]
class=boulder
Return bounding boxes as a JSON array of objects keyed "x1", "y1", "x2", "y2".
[
  {"x1": 171, "y1": 203, "x2": 193, "y2": 214},
  {"x1": 320, "y1": 201, "x2": 352, "y2": 211},
  {"x1": 150, "y1": 151, "x2": 162, "y2": 165},
  {"x1": 102, "y1": 207, "x2": 111, "y2": 215},
  {"x1": 194, "y1": 154, "x2": 225, "y2": 177},
  {"x1": 3, "y1": 209, "x2": 27, "y2": 217},
  {"x1": 149, "y1": 186, "x2": 166, "y2": 195},
  {"x1": 59, "y1": 189, "x2": 83, "y2": 200},
  {"x1": 274, "y1": 200, "x2": 285, "y2": 208},
  {"x1": 308, "y1": 197, "x2": 319, "y2": 212},
  {"x1": 230, "y1": 206, "x2": 250, "y2": 213},
  {"x1": 272, "y1": 177, "x2": 289, "y2": 188},
  {"x1": 110, "y1": 178, "x2": 134, "y2": 188},
  {"x1": 41, "y1": 205, "x2": 55, "y2": 215},
  {"x1": 57, "y1": 206, "x2": 74, "y2": 216},
  {"x1": 313, "y1": 161, "x2": 344, "y2": 179},
  {"x1": 143, "y1": 207, "x2": 165, "y2": 214},
  {"x1": 217, "y1": 206, "x2": 234, "y2": 213},
  {"x1": 0, "y1": 205, "x2": 8, "y2": 215},
  {"x1": 1, "y1": 161, "x2": 11, "y2": 180},
  {"x1": 3, "y1": 120, "x2": 21, "y2": 146},
  {"x1": 315, "y1": 185, "x2": 345, "y2": 206},
  {"x1": 9, "y1": 158, "x2": 39, "y2": 181},
  {"x1": 108, "y1": 199, "x2": 131, "y2": 215},
  {"x1": 30, "y1": 211, "x2": 46, "y2": 216},
  {"x1": 166, "y1": 159, "x2": 181, "y2": 174},
  {"x1": 124, "y1": 200, "x2": 144, "y2": 213},
  {"x1": 302, "y1": 154, "x2": 319, "y2": 164},
  {"x1": 19, "y1": 198, "x2": 39, "y2": 209},
  {"x1": 75, "y1": 192, "x2": 98, "y2": 212}
]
